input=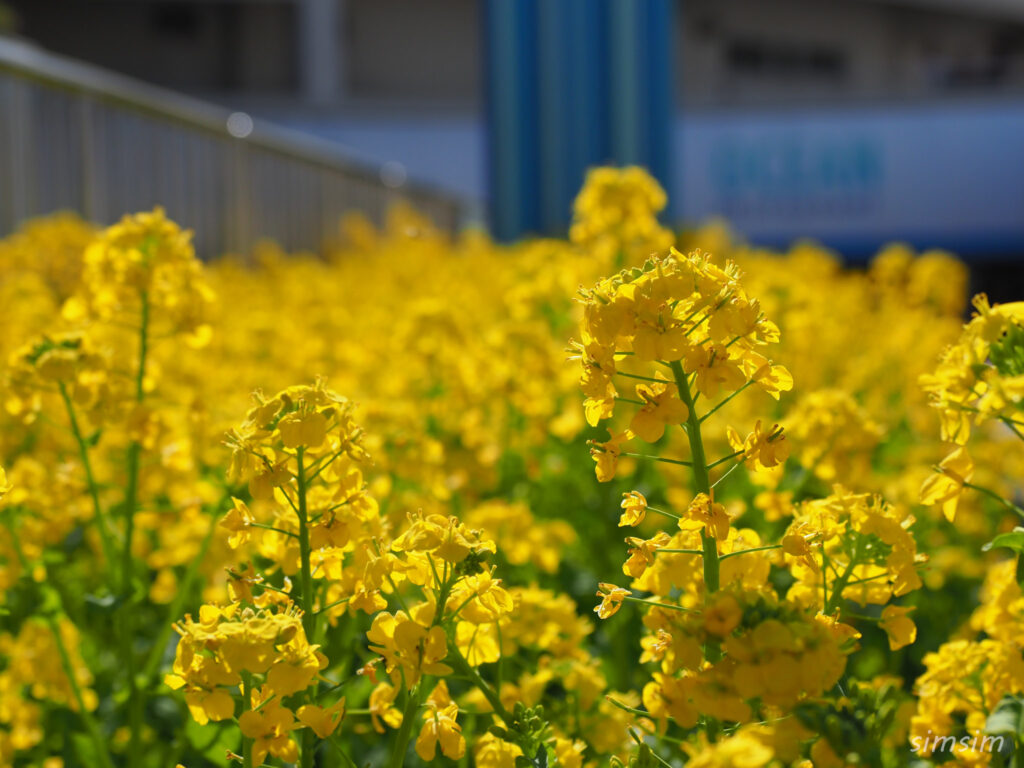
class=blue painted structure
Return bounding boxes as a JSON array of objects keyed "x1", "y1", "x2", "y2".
[
  {"x1": 483, "y1": 0, "x2": 674, "y2": 240},
  {"x1": 281, "y1": 100, "x2": 1024, "y2": 259},
  {"x1": 677, "y1": 99, "x2": 1024, "y2": 260}
]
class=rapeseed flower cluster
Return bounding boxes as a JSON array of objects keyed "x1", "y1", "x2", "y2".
[
  {"x1": 0, "y1": 166, "x2": 1018, "y2": 767},
  {"x1": 576, "y1": 243, "x2": 930, "y2": 764},
  {"x1": 906, "y1": 295, "x2": 1024, "y2": 767}
]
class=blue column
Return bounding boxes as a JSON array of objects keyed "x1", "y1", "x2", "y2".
[
  {"x1": 483, "y1": 0, "x2": 541, "y2": 239},
  {"x1": 484, "y1": 0, "x2": 674, "y2": 240}
]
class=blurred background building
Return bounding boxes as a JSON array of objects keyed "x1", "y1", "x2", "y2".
[{"x1": 2, "y1": 0, "x2": 1024, "y2": 258}]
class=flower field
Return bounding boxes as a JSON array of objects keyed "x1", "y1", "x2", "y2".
[{"x1": 2, "y1": 167, "x2": 1023, "y2": 768}]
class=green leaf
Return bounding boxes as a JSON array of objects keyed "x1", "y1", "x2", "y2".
[
  {"x1": 39, "y1": 586, "x2": 63, "y2": 616},
  {"x1": 985, "y1": 694, "x2": 1024, "y2": 736},
  {"x1": 983, "y1": 528, "x2": 1024, "y2": 553},
  {"x1": 85, "y1": 591, "x2": 123, "y2": 617},
  {"x1": 71, "y1": 732, "x2": 102, "y2": 767},
  {"x1": 634, "y1": 744, "x2": 659, "y2": 768},
  {"x1": 185, "y1": 716, "x2": 237, "y2": 762},
  {"x1": 990, "y1": 322, "x2": 1024, "y2": 377}
]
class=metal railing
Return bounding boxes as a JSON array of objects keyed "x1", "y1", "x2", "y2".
[{"x1": 0, "y1": 37, "x2": 467, "y2": 256}]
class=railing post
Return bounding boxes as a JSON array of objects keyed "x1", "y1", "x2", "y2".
[
  {"x1": 1, "y1": 75, "x2": 34, "y2": 229},
  {"x1": 79, "y1": 94, "x2": 99, "y2": 221},
  {"x1": 0, "y1": 38, "x2": 466, "y2": 246}
]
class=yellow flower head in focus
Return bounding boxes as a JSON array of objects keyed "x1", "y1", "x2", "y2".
[
  {"x1": 570, "y1": 166, "x2": 673, "y2": 264},
  {"x1": 595, "y1": 583, "x2": 631, "y2": 619},
  {"x1": 919, "y1": 446, "x2": 974, "y2": 522},
  {"x1": 67, "y1": 208, "x2": 213, "y2": 343}
]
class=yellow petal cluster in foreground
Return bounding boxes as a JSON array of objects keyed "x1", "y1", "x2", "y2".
[{"x1": 0, "y1": 167, "x2": 1020, "y2": 767}]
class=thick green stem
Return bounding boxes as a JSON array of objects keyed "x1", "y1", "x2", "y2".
[
  {"x1": 295, "y1": 447, "x2": 317, "y2": 768},
  {"x1": 824, "y1": 539, "x2": 862, "y2": 616},
  {"x1": 48, "y1": 614, "x2": 117, "y2": 768},
  {"x1": 669, "y1": 361, "x2": 720, "y2": 606},
  {"x1": 296, "y1": 448, "x2": 316, "y2": 641},
  {"x1": 122, "y1": 292, "x2": 149, "y2": 592},
  {"x1": 3, "y1": 517, "x2": 114, "y2": 768},
  {"x1": 122, "y1": 443, "x2": 141, "y2": 590},
  {"x1": 388, "y1": 680, "x2": 425, "y2": 768},
  {"x1": 141, "y1": 505, "x2": 221, "y2": 684},
  {"x1": 391, "y1": 570, "x2": 511, "y2": 768},
  {"x1": 1016, "y1": 704, "x2": 1024, "y2": 768},
  {"x1": 242, "y1": 674, "x2": 254, "y2": 768},
  {"x1": 121, "y1": 291, "x2": 149, "y2": 768},
  {"x1": 670, "y1": 359, "x2": 723, "y2": 743},
  {"x1": 58, "y1": 381, "x2": 116, "y2": 574},
  {"x1": 448, "y1": 647, "x2": 513, "y2": 725}
]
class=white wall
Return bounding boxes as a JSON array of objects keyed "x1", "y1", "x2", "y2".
[
  {"x1": 283, "y1": 98, "x2": 1024, "y2": 256},
  {"x1": 676, "y1": 99, "x2": 1024, "y2": 255}
]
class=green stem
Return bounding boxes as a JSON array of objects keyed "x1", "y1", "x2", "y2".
[
  {"x1": 242, "y1": 673, "x2": 254, "y2": 768},
  {"x1": 657, "y1": 548, "x2": 704, "y2": 556},
  {"x1": 707, "y1": 449, "x2": 745, "y2": 470},
  {"x1": 604, "y1": 696, "x2": 650, "y2": 718},
  {"x1": 964, "y1": 481, "x2": 1024, "y2": 521},
  {"x1": 121, "y1": 292, "x2": 150, "y2": 589},
  {"x1": 250, "y1": 521, "x2": 300, "y2": 539},
  {"x1": 315, "y1": 596, "x2": 351, "y2": 616},
  {"x1": 1002, "y1": 417, "x2": 1024, "y2": 442},
  {"x1": 616, "y1": 371, "x2": 668, "y2": 384},
  {"x1": 719, "y1": 544, "x2": 783, "y2": 561},
  {"x1": 429, "y1": 556, "x2": 453, "y2": 628},
  {"x1": 48, "y1": 614, "x2": 117, "y2": 768},
  {"x1": 388, "y1": 681, "x2": 425, "y2": 768},
  {"x1": 844, "y1": 572, "x2": 892, "y2": 588},
  {"x1": 328, "y1": 736, "x2": 361, "y2": 768},
  {"x1": 141, "y1": 505, "x2": 221, "y2": 684},
  {"x1": 2, "y1": 516, "x2": 29, "y2": 573},
  {"x1": 121, "y1": 441, "x2": 141, "y2": 591},
  {"x1": 616, "y1": 397, "x2": 647, "y2": 406},
  {"x1": 6, "y1": 516, "x2": 113, "y2": 768},
  {"x1": 645, "y1": 506, "x2": 681, "y2": 521},
  {"x1": 700, "y1": 380, "x2": 754, "y2": 423},
  {"x1": 623, "y1": 596, "x2": 698, "y2": 614},
  {"x1": 669, "y1": 361, "x2": 719, "y2": 604},
  {"x1": 711, "y1": 459, "x2": 744, "y2": 489},
  {"x1": 295, "y1": 447, "x2": 318, "y2": 768},
  {"x1": 296, "y1": 448, "x2": 316, "y2": 640},
  {"x1": 821, "y1": 550, "x2": 830, "y2": 609},
  {"x1": 788, "y1": 435, "x2": 835, "y2": 502},
  {"x1": 621, "y1": 452, "x2": 692, "y2": 467},
  {"x1": 122, "y1": 290, "x2": 149, "y2": 767},
  {"x1": 945, "y1": 401, "x2": 1024, "y2": 430},
  {"x1": 842, "y1": 613, "x2": 882, "y2": 623},
  {"x1": 58, "y1": 381, "x2": 117, "y2": 574},
  {"x1": 824, "y1": 539, "x2": 862, "y2": 616},
  {"x1": 448, "y1": 647, "x2": 513, "y2": 725},
  {"x1": 670, "y1": 359, "x2": 722, "y2": 742},
  {"x1": 306, "y1": 448, "x2": 346, "y2": 484},
  {"x1": 495, "y1": 620, "x2": 505, "y2": 694}
]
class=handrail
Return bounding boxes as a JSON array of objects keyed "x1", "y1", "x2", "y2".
[{"x1": 0, "y1": 36, "x2": 468, "y2": 254}]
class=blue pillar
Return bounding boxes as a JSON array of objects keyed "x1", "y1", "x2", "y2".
[{"x1": 484, "y1": 0, "x2": 674, "y2": 240}]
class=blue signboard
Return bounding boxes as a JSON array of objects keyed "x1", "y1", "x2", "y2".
[{"x1": 677, "y1": 101, "x2": 1024, "y2": 258}]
